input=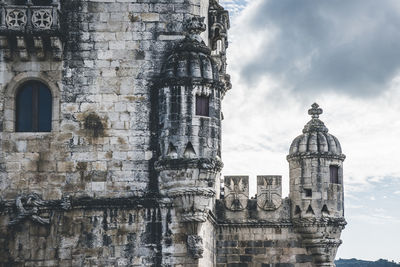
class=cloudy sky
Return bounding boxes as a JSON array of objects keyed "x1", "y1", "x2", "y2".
[{"x1": 220, "y1": 0, "x2": 400, "y2": 262}]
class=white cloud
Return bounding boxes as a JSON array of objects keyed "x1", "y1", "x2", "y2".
[
  {"x1": 221, "y1": 1, "x2": 400, "y2": 262},
  {"x1": 222, "y1": 0, "x2": 400, "y2": 197}
]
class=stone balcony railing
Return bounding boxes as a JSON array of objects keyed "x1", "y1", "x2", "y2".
[{"x1": 0, "y1": 0, "x2": 60, "y2": 36}]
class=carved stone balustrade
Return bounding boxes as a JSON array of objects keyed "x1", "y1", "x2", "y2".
[{"x1": 0, "y1": 0, "x2": 60, "y2": 35}]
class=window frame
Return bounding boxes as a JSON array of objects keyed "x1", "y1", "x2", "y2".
[
  {"x1": 3, "y1": 73, "x2": 60, "y2": 133},
  {"x1": 329, "y1": 165, "x2": 340, "y2": 184},
  {"x1": 195, "y1": 94, "x2": 210, "y2": 117},
  {"x1": 16, "y1": 81, "x2": 53, "y2": 132}
]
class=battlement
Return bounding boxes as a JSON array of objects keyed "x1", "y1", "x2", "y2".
[{"x1": 221, "y1": 175, "x2": 283, "y2": 211}]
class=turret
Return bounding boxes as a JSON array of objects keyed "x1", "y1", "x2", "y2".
[
  {"x1": 155, "y1": 16, "x2": 229, "y2": 261},
  {"x1": 288, "y1": 103, "x2": 345, "y2": 219},
  {"x1": 287, "y1": 103, "x2": 346, "y2": 267}
]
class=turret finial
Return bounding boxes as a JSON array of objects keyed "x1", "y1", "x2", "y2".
[{"x1": 308, "y1": 103, "x2": 323, "y2": 119}]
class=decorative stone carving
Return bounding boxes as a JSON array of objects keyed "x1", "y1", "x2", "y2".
[
  {"x1": 184, "y1": 16, "x2": 206, "y2": 42},
  {"x1": 60, "y1": 195, "x2": 72, "y2": 210},
  {"x1": 208, "y1": 0, "x2": 230, "y2": 91},
  {"x1": 0, "y1": 8, "x2": 63, "y2": 60},
  {"x1": 8, "y1": 193, "x2": 50, "y2": 226},
  {"x1": 224, "y1": 176, "x2": 249, "y2": 211},
  {"x1": 168, "y1": 188, "x2": 215, "y2": 222},
  {"x1": 6, "y1": 9, "x2": 27, "y2": 29},
  {"x1": 33, "y1": 36, "x2": 45, "y2": 60},
  {"x1": 208, "y1": 0, "x2": 230, "y2": 52},
  {"x1": 0, "y1": 36, "x2": 11, "y2": 60},
  {"x1": 32, "y1": 9, "x2": 53, "y2": 29},
  {"x1": 257, "y1": 175, "x2": 282, "y2": 211},
  {"x1": 187, "y1": 235, "x2": 204, "y2": 259},
  {"x1": 50, "y1": 36, "x2": 63, "y2": 60},
  {"x1": 154, "y1": 158, "x2": 223, "y2": 172},
  {"x1": 1, "y1": 3, "x2": 60, "y2": 35},
  {"x1": 16, "y1": 36, "x2": 28, "y2": 61}
]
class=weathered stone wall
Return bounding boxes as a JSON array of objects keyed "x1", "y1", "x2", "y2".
[
  {"x1": 0, "y1": 201, "x2": 164, "y2": 266},
  {"x1": 215, "y1": 196, "x2": 313, "y2": 267},
  {"x1": 216, "y1": 226, "x2": 312, "y2": 267},
  {"x1": 0, "y1": 0, "x2": 211, "y2": 199}
]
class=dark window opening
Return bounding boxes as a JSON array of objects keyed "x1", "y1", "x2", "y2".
[
  {"x1": 295, "y1": 205, "x2": 301, "y2": 215},
  {"x1": 304, "y1": 189, "x2": 312, "y2": 197},
  {"x1": 195, "y1": 95, "x2": 209, "y2": 116},
  {"x1": 16, "y1": 81, "x2": 52, "y2": 132},
  {"x1": 330, "y1": 165, "x2": 340, "y2": 184}
]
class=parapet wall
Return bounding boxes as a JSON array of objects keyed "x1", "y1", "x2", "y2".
[
  {"x1": 219, "y1": 175, "x2": 287, "y2": 221},
  {"x1": 216, "y1": 226, "x2": 313, "y2": 267}
]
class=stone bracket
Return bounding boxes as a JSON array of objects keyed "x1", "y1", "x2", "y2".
[{"x1": 0, "y1": 35, "x2": 63, "y2": 61}]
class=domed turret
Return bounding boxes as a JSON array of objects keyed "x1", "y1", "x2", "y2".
[
  {"x1": 287, "y1": 103, "x2": 346, "y2": 266},
  {"x1": 287, "y1": 103, "x2": 345, "y2": 219},
  {"x1": 288, "y1": 103, "x2": 344, "y2": 157},
  {"x1": 161, "y1": 17, "x2": 220, "y2": 83}
]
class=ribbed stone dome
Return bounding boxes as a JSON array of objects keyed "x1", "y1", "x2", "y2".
[
  {"x1": 162, "y1": 17, "x2": 219, "y2": 82},
  {"x1": 288, "y1": 103, "x2": 345, "y2": 158}
]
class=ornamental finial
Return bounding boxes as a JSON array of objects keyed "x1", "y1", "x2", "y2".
[{"x1": 308, "y1": 103, "x2": 323, "y2": 119}]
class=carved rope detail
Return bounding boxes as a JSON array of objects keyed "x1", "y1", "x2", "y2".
[
  {"x1": 7, "y1": 194, "x2": 72, "y2": 227},
  {"x1": 8, "y1": 193, "x2": 50, "y2": 226},
  {"x1": 167, "y1": 188, "x2": 216, "y2": 198}
]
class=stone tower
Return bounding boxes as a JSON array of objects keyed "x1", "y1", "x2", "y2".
[
  {"x1": 287, "y1": 103, "x2": 346, "y2": 266},
  {"x1": 156, "y1": 15, "x2": 228, "y2": 265},
  {"x1": 0, "y1": 0, "x2": 347, "y2": 266}
]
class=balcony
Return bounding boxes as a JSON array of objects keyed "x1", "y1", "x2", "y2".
[
  {"x1": 0, "y1": 0, "x2": 60, "y2": 36},
  {"x1": 0, "y1": 0, "x2": 62, "y2": 61}
]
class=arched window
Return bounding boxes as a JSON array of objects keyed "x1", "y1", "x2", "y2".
[{"x1": 16, "y1": 81, "x2": 52, "y2": 132}]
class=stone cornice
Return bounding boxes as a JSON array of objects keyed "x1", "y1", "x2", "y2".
[
  {"x1": 287, "y1": 152, "x2": 346, "y2": 161},
  {"x1": 217, "y1": 219, "x2": 293, "y2": 228},
  {"x1": 167, "y1": 188, "x2": 216, "y2": 198},
  {"x1": 0, "y1": 194, "x2": 166, "y2": 215},
  {"x1": 157, "y1": 77, "x2": 226, "y2": 91},
  {"x1": 292, "y1": 217, "x2": 347, "y2": 228},
  {"x1": 154, "y1": 157, "x2": 224, "y2": 172}
]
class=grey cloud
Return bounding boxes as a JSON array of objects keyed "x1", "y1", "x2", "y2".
[{"x1": 237, "y1": 0, "x2": 400, "y2": 97}]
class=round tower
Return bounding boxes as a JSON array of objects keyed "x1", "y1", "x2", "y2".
[
  {"x1": 155, "y1": 16, "x2": 228, "y2": 223},
  {"x1": 288, "y1": 103, "x2": 345, "y2": 219},
  {"x1": 287, "y1": 103, "x2": 346, "y2": 266}
]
